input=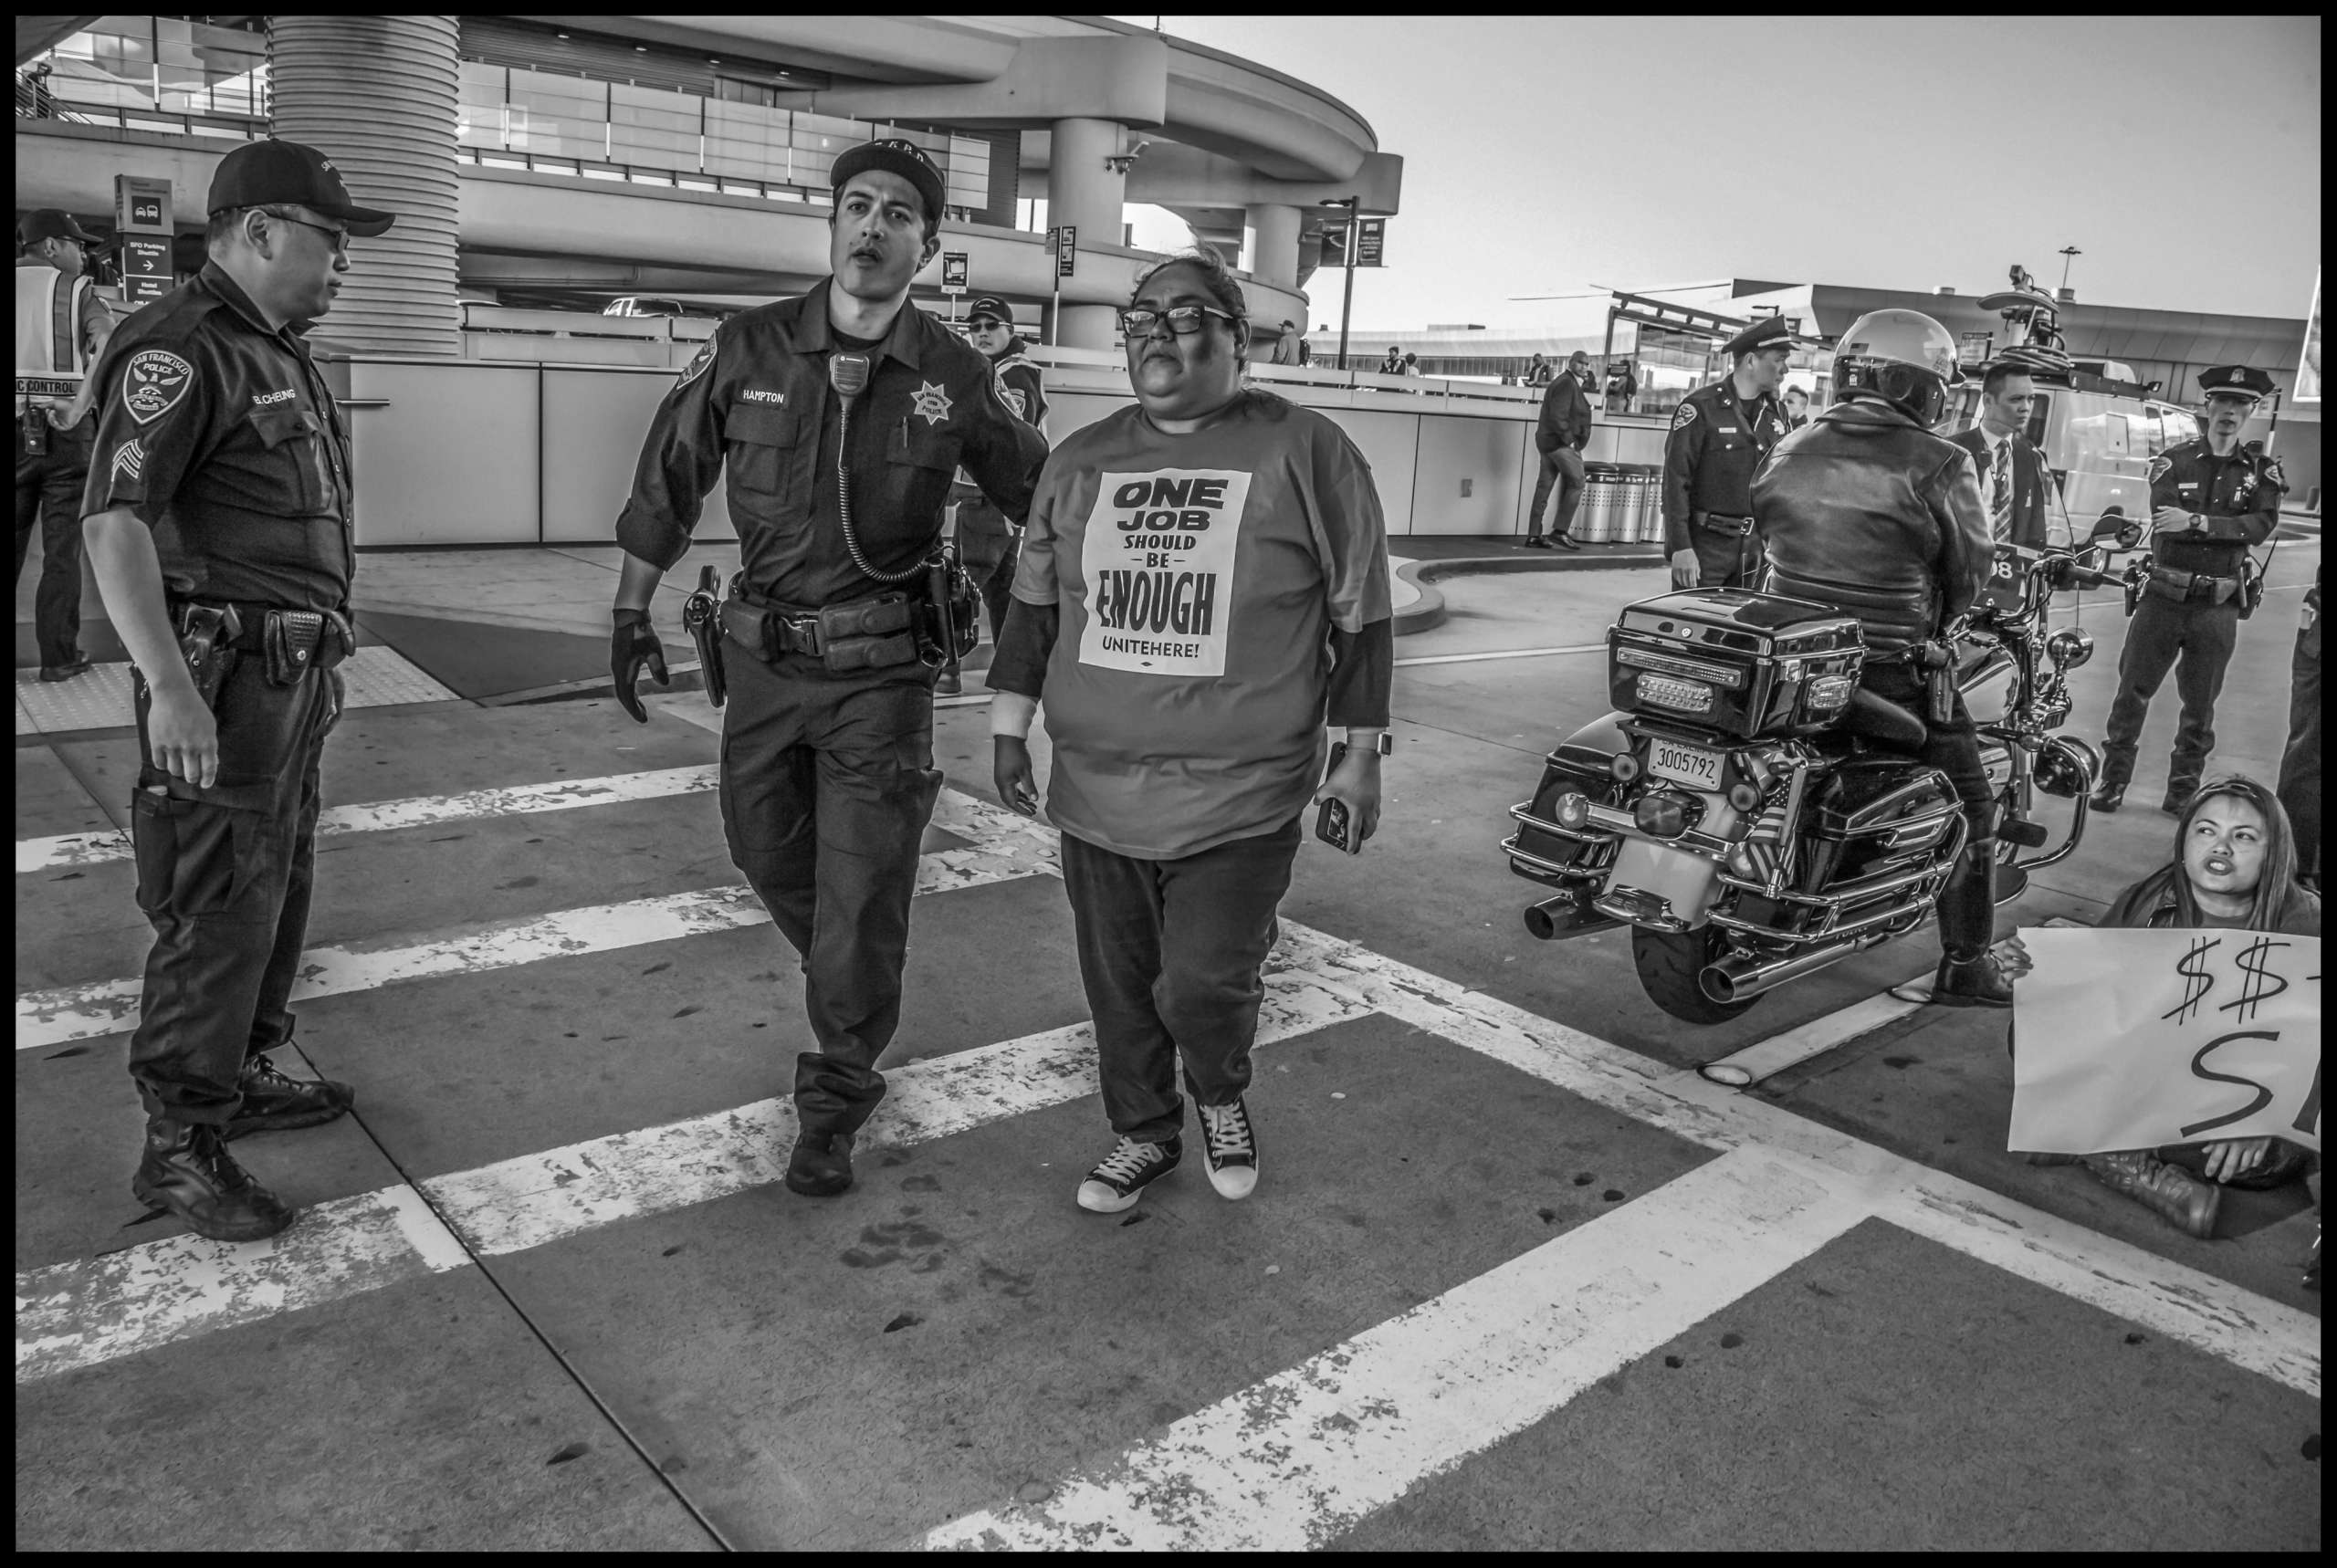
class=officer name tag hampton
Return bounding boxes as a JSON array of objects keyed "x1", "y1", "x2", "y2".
[{"x1": 1078, "y1": 468, "x2": 1251, "y2": 677}]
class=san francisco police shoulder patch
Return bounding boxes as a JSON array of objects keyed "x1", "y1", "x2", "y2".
[
  {"x1": 2263, "y1": 456, "x2": 2288, "y2": 491},
  {"x1": 1670, "y1": 399, "x2": 1698, "y2": 432},
  {"x1": 121, "y1": 349, "x2": 195, "y2": 426},
  {"x1": 676, "y1": 336, "x2": 717, "y2": 390},
  {"x1": 2144, "y1": 455, "x2": 2172, "y2": 485}
]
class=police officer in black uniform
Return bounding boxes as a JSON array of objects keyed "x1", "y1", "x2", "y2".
[
  {"x1": 2091, "y1": 364, "x2": 2286, "y2": 815},
  {"x1": 1663, "y1": 314, "x2": 1795, "y2": 590},
  {"x1": 941, "y1": 294, "x2": 1048, "y2": 693},
  {"x1": 80, "y1": 141, "x2": 391, "y2": 1241},
  {"x1": 610, "y1": 139, "x2": 1047, "y2": 1199}
]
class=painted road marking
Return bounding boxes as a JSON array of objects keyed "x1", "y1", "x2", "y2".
[
  {"x1": 16, "y1": 973, "x2": 1372, "y2": 1383},
  {"x1": 15, "y1": 764, "x2": 724, "y2": 875},
  {"x1": 16, "y1": 845, "x2": 1043, "y2": 1052},
  {"x1": 1699, "y1": 982, "x2": 1928, "y2": 1088},
  {"x1": 1393, "y1": 642, "x2": 1606, "y2": 668},
  {"x1": 927, "y1": 1146, "x2": 1868, "y2": 1550}
]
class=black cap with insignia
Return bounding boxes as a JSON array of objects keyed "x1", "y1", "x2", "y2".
[
  {"x1": 1722, "y1": 315, "x2": 1795, "y2": 358},
  {"x1": 207, "y1": 139, "x2": 396, "y2": 236},
  {"x1": 2196, "y1": 363, "x2": 2274, "y2": 403},
  {"x1": 964, "y1": 296, "x2": 1012, "y2": 327},
  {"x1": 17, "y1": 209, "x2": 100, "y2": 248},
  {"x1": 831, "y1": 137, "x2": 946, "y2": 225}
]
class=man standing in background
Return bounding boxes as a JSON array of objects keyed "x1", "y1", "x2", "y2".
[
  {"x1": 1662, "y1": 316, "x2": 1793, "y2": 590},
  {"x1": 16, "y1": 208, "x2": 116, "y2": 682},
  {"x1": 1524, "y1": 349, "x2": 1593, "y2": 551}
]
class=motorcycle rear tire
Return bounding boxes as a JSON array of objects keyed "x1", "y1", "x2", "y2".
[{"x1": 1632, "y1": 925, "x2": 1760, "y2": 1026}]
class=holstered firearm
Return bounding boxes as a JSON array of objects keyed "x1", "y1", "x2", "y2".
[
  {"x1": 1911, "y1": 638, "x2": 1955, "y2": 727},
  {"x1": 2122, "y1": 555, "x2": 2148, "y2": 618},
  {"x1": 177, "y1": 603, "x2": 243, "y2": 709},
  {"x1": 921, "y1": 542, "x2": 980, "y2": 665},
  {"x1": 682, "y1": 564, "x2": 726, "y2": 708}
]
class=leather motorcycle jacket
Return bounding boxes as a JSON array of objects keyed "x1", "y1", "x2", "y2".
[{"x1": 1749, "y1": 400, "x2": 1990, "y2": 654}]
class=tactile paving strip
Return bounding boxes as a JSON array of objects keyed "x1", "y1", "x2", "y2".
[{"x1": 14, "y1": 646, "x2": 459, "y2": 737}]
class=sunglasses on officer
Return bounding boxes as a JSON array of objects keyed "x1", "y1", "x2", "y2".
[
  {"x1": 1116, "y1": 304, "x2": 1239, "y2": 338},
  {"x1": 257, "y1": 206, "x2": 351, "y2": 256}
]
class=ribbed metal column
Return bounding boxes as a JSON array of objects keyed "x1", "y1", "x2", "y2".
[{"x1": 267, "y1": 16, "x2": 460, "y2": 355}]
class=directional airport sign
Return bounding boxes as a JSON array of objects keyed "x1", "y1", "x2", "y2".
[
  {"x1": 1322, "y1": 216, "x2": 1386, "y2": 269},
  {"x1": 940, "y1": 252, "x2": 969, "y2": 295}
]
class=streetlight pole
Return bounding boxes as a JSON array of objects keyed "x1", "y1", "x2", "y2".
[
  {"x1": 1333, "y1": 195, "x2": 1358, "y2": 374},
  {"x1": 2058, "y1": 246, "x2": 2082, "y2": 293}
]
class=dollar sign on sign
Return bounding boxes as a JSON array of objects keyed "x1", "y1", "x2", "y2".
[
  {"x1": 2162, "y1": 936, "x2": 2220, "y2": 1024},
  {"x1": 2216, "y1": 938, "x2": 2291, "y2": 1024}
]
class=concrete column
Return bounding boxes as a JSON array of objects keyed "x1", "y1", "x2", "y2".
[
  {"x1": 1241, "y1": 202, "x2": 1300, "y2": 289},
  {"x1": 268, "y1": 16, "x2": 460, "y2": 355},
  {"x1": 1046, "y1": 116, "x2": 1126, "y2": 351}
]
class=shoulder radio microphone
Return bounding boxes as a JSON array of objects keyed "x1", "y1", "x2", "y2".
[{"x1": 829, "y1": 351, "x2": 870, "y2": 400}]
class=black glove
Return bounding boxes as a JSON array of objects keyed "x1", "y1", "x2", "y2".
[{"x1": 611, "y1": 608, "x2": 668, "y2": 724}]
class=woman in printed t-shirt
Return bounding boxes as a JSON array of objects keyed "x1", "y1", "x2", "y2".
[{"x1": 987, "y1": 249, "x2": 1394, "y2": 1214}]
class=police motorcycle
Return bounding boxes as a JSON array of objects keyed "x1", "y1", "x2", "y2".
[{"x1": 1501, "y1": 527, "x2": 2134, "y2": 1025}]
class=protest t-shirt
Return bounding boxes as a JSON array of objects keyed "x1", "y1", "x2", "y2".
[{"x1": 1012, "y1": 390, "x2": 1391, "y2": 860}]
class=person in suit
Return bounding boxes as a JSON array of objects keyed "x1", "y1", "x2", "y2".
[
  {"x1": 1525, "y1": 350, "x2": 1595, "y2": 550},
  {"x1": 1783, "y1": 383, "x2": 1811, "y2": 431},
  {"x1": 1947, "y1": 361, "x2": 2050, "y2": 550}
]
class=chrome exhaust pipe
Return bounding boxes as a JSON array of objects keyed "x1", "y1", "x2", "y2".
[
  {"x1": 1524, "y1": 889, "x2": 1619, "y2": 941},
  {"x1": 1701, "y1": 935, "x2": 1879, "y2": 1004}
]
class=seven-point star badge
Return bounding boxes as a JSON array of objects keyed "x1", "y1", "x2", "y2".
[{"x1": 911, "y1": 382, "x2": 953, "y2": 426}]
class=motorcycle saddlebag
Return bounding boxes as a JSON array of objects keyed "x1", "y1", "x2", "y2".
[{"x1": 1609, "y1": 589, "x2": 1866, "y2": 740}]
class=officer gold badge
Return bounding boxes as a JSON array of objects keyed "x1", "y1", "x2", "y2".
[
  {"x1": 122, "y1": 350, "x2": 195, "y2": 425},
  {"x1": 911, "y1": 382, "x2": 953, "y2": 426}
]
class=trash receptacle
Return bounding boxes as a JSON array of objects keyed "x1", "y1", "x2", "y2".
[
  {"x1": 1631, "y1": 465, "x2": 1663, "y2": 542},
  {"x1": 1578, "y1": 464, "x2": 1619, "y2": 542}
]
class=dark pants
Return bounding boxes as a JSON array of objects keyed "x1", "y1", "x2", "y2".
[
  {"x1": 2278, "y1": 607, "x2": 2321, "y2": 884},
  {"x1": 1865, "y1": 664, "x2": 1996, "y2": 956},
  {"x1": 1527, "y1": 445, "x2": 1585, "y2": 541},
  {"x1": 718, "y1": 645, "x2": 941, "y2": 1137},
  {"x1": 128, "y1": 655, "x2": 341, "y2": 1123},
  {"x1": 1692, "y1": 521, "x2": 1765, "y2": 591},
  {"x1": 1060, "y1": 817, "x2": 1302, "y2": 1146},
  {"x1": 2100, "y1": 592, "x2": 2241, "y2": 795},
  {"x1": 14, "y1": 413, "x2": 91, "y2": 670}
]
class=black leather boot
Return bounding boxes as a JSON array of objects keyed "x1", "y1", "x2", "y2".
[
  {"x1": 2088, "y1": 781, "x2": 2125, "y2": 813},
  {"x1": 131, "y1": 1117, "x2": 297, "y2": 1242},
  {"x1": 1932, "y1": 841, "x2": 2012, "y2": 1008},
  {"x1": 2161, "y1": 779, "x2": 2198, "y2": 817},
  {"x1": 2081, "y1": 1150, "x2": 2219, "y2": 1238},
  {"x1": 784, "y1": 1129, "x2": 855, "y2": 1197},
  {"x1": 225, "y1": 1051, "x2": 355, "y2": 1140}
]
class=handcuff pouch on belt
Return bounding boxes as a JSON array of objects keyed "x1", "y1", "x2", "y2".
[
  {"x1": 173, "y1": 602, "x2": 355, "y2": 703},
  {"x1": 722, "y1": 589, "x2": 920, "y2": 674},
  {"x1": 1695, "y1": 511, "x2": 1755, "y2": 538}
]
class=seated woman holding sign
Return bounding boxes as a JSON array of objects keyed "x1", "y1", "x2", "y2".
[{"x1": 2006, "y1": 776, "x2": 2320, "y2": 1237}]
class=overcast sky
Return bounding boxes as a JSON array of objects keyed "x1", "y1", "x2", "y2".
[{"x1": 1124, "y1": 15, "x2": 2321, "y2": 330}]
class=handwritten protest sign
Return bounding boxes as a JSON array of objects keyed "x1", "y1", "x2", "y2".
[{"x1": 2009, "y1": 930, "x2": 2320, "y2": 1155}]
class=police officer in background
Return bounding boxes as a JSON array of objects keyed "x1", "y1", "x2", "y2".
[
  {"x1": 80, "y1": 141, "x2": 390, "y2": 1240},
  {"x1": 16, "y1": 208, "x2": 117, "y2": 681},
  {"x1": 610, "y1": 139, "x2": 1047, "y2": 1199},
  {"x1": 947, "y1": 295, "x2": 1048, "y2": 677},
  {"x1": 1753, "y1": 308, "x2": 2008, "y2": 1005},
  {"x1": 2091, "y1": 364, "x2": 2286, "y2": 815},
  {"x1": 1663, "y1": 315, "x2": 1794, "y2": 590}
]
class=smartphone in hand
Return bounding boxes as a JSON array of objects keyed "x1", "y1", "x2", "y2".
[{"x1": 1314, "y1": 741, "x2": 1360, "y2": 855}]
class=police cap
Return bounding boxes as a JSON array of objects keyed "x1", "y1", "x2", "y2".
[
  {"x1": 1723, "y1": 315, "x2": 1794, "y2": 357},
  {"x1": 964, "y1": 296, "x2": 1012, "y2": 327},
  {"x1": 2196, "y1": 363, "x2": 2274, "y2": 403},
  {"x1": 831, "y1": 137, "x2": 946, "y2": 226},
  {"x1": 207, "y1": 139, "x2": 396, "y2": 236},
  {"x1": 17, "y1": 209, "x2": 100, "y2": 249}
]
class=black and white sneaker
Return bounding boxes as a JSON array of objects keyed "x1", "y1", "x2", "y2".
[
  {"x1": 1197, "y1": 1099, "x2": 1259, "y2": 1200},
  {"x1": 1076, "y1": 1135, "x2": 1180, "y2": 1213}
]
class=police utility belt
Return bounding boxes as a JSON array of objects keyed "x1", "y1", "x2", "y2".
[
  {"x1": 171, "y1": 601, "x2": 356, "y2": 707},
  {"x1": 721, "y1": 584, "x2": 926, "y2": 674},
  {"x1": 2144, "y1": 561, "x2": 2243, "y2": 607},
  {"x1": 1694, "y1": 511, "x2": 1755, "y2": 538}
]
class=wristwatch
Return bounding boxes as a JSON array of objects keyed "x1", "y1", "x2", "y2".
[
  {"x1": 1349, "y1": 731, "x2": 1394, "y2": 756},
  {"x1": 2189, "y1": 512, "x2": 2205, "y2": 532}
]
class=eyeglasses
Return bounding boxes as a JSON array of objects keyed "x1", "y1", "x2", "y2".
[
  {"x1": 966, "y1": 319, "x2": 1006, "y2": 332},
  {"x1": 260, "y1": 210, "x2": 351, "y2": 256},
  {"x1": 1117, "y1": 304, "x2": 1238, "y2": 338}
]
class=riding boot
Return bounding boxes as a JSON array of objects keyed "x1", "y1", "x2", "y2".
[
  {"x1": 2080, "y1": 1149, "x2": 2220, "y2": 1239},
  {"x1": 1932, "y1": 841, "x2": 2012, "y2": 1008},
  {"x1": 131, "y1": 1115, "x2": 298, "y2": 1243}
]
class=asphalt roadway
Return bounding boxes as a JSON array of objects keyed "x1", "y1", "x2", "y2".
[{"x1": 14, "y1": 528, "x2": 2322, "y2": 1550}]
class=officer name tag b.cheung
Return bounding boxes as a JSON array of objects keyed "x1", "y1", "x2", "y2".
[{"x1": 1078, "y1": 468, "x2": 1251, "y2": 677}]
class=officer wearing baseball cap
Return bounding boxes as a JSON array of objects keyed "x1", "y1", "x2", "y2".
[
  {"x1": 948, "y1": 293, "x2": 1048, "y2": 682},
  {"x1": 16, "y1": 208, "x2": 117, "y2": 681},
  {"x1": 2091, "y1": 362, "x2": 2288, "y2": 814},
  {"x1": 610, "y1": 135, "x2": 1046, "y2": 1198},
  {"x1": 1662, "y1": 313, "x2": 1797, "y2": 589},
  {"x1": 77, "y1": 138, "x2": 393, "y2": 1241}
]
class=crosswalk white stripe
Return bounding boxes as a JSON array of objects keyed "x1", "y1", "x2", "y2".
[
  {"x1": 926, "y1": 1147, "x2": 1869, "y2": 1551},
  {"x1": 15, "y1": 764, "x2": 723, "y2": 875},
  {"x1": 15, "y1": 843, "x2": 1043, "y2": 1051},
  {"x1": 14, "y1": 974, "x2": 1373, "y2": 1383}
]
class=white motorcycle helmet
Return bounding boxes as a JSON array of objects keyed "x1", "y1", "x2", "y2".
[{"x1": 1830, "y1": 308, "x2": 1961, "y2": 426}]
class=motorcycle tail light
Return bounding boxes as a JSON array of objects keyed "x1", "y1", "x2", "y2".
[
  {"x1": 1807, "y1": 674, "x2": 1854, "y2": 710},
  {"x1": 1552, "y1": 790, "x2": 1592, "y2": 830},
  {"x1": 1725, "y1": 840, "x2": 1766, "y2": 879},
  {"x1": 1634, "y1": 794, "x2": 1689, "y2": 839},
  {"x1": 1635, "y1": 672, "x2": 1715, "y2": 715},
  {"x1": 1726, "y1": 781, "x2": 1763, "y2": 813},
  {"x1": 1610, "y1": 751, "x2": 1642, "y2": 783}
]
